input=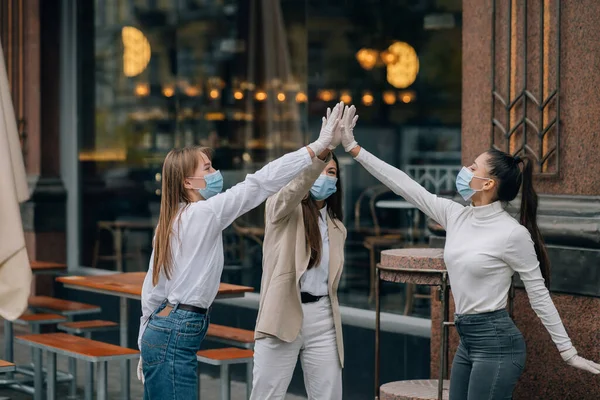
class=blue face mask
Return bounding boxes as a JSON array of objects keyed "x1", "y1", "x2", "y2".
[
  {"x1": 310, "y1": 175, "x2": 338, "y2": 201},
  {"x1": 196, "y1": 170, "x2": 223, "y2": 200},
  {"x1": 455, "y1": 167, "x2": 489, "y2": 201}
]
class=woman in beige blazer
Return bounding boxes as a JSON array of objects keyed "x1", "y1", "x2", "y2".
[{"x1": 250, "y1": 107, "x2": 348, "y2": 400}]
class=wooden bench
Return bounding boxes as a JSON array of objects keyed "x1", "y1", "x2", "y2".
[
  {"x1": 28, "y1": 296, "x2": 102, "y2": 397},
  {"x1": 0, "y1": 360, "x2": 15, "y2": 374},
  {"x1": 28, "y1": 296, "x2": 102, "y2": 316},
  {"x1": 16, "y1": 333, "x2": 139, "y2": 400},
  {"x1": 206, "y1": 324, "x2": 255, "y2": 349},
  {"x1": 58, "y1": 320, "x2": 119, "y2": 337},
  {"x1": 197, "y1": 348, "x2": 254, "y2": 400}
]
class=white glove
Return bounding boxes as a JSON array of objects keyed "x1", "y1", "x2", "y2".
[
  {"x1": 137, "y1": 357, "x2": 145, "y2": 383},
  {"x1": 340, "y1": 105, "x2": 359, "y2": 152},
  {"x1": 561, "y1": 347, "x2": 600, "y2": 374},
  {"x1": 308, "y1": 102, "x2": 342, "y2": 155},
  {"x1": 324, "y1": 103, "x2": 343, "y2": 150}
]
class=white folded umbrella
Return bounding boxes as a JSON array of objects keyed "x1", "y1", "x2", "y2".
[{"x1": 0, "y1": 38, "x2": 32, "y2": 321}]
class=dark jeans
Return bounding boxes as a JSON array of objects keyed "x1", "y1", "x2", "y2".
[
  {"x1": 449, "y1": 309, "x2": 526, "y2": 400},
  {"x1": 141, "y1": 301, "x2": 210, "y2": 400}
]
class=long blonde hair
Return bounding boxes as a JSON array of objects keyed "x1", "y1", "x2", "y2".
[{"x1": 153, "y1": 146, "x2": 212, "y2": 286}]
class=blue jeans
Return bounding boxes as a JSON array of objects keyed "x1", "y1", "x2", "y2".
[
  {"x1": 449, "y1": 309, "x2": 526, "y2": 400},
  {"x1": 141, "y1": 301, "x2": 210, "y2": 400}
]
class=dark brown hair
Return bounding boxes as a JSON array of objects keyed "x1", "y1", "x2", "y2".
[
  {"x1": 487, "y1": 148, "x2": 550, "y2": 288},
  {"x1": 301, "y1": 153, "x2": 344, "y2": 269}
]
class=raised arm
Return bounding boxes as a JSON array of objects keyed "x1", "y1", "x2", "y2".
[
  {"x1": 339, "y1": 105, "x2": 463, "y2": 229},
  {"x1": 266, "y1": 153, "x2": 331, "y2": 224},
  {"x1": 207, "y1": 103, "x2": 343, "y2": 231},
  {"x1": 503, "y1": 225, "x2": 600, "y2": 374}
]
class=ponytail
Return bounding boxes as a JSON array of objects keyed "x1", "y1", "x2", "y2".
[
  {"x1": 487, "y1": 148, "x2": 551, "y2": 288},
  {"x1": 518, "y1": 157, "x2": 551, "y2": 288}
]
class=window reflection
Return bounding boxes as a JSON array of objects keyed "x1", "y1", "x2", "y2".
[{"x1": 81, "y1": 0, "x2": 462, "y2": 318}]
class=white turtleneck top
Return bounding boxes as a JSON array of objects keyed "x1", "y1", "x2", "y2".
[{"x1": 355, "y1": 148, "x2": 572, "y2": 352}]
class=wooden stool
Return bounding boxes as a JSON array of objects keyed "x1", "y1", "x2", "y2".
[
  {"x1": 197, "y1": 348, "x2": 254, "y2": 400},
  {"x1": 92, "y1": 220, "x2": 154, "y2": 272},
  {"x1": 15, "y1": 333, "x2": 139, "y2": 400},
  {"x1": 28, "y1": 296, "x2": 101, "y2": 398},
  {"x1": 206, "y1": 324, "x2": 255, "y2": 349},
  {"x1": 380, "y1": 380, "x2": 450, "y2": 400}
]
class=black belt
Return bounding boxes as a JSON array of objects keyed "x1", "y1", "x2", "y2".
[
  {"x1": 168, "y1": 303, "x2": 209, "y2": 314},
  {"x1": 300, "y1": 292, "x2": 327, "y2": 304}
]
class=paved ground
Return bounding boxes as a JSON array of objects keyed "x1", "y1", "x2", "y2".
[{"x1": 0, "y1": 324, "x2": 306, "y2": 399}]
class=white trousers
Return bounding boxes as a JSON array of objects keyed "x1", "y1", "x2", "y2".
[{"x1": 250, "y1": 297, "x2": 342, "y2": 400}]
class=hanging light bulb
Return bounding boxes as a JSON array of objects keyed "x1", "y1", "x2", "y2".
[
  {"x1": 362, "y1": 91, "x2": 374, "y2": 106},
  {"x1": 209, "y1": 89, "x2": 220, "y2": 99},
  {"x1": 277, "y1": 92, "x2": 286, "y2": 102},
  {"x1": 356, "y1": 48, "x2": 379, "y2": 70},
  {"x1": 255, "y1": 91, "x2": 267, "y2": 101},
  {"x1": 162, "y1": 85, "x2": 175, "y2": 98},
  {"x1": 383, "y1": 91, "x2": 396, "y2": 105},
  {"x1": 233, "y1": 90, "x2": 244, "y2": 100},
  {"x1": 134, "y1": 83, "x2": 150, "y2": 97},
  {"x1": 296, "y1": 92, "x2": 308, "y2": 103},
  {"x1": 340, "y1": 91, "x2": 352, "y2": 104}
]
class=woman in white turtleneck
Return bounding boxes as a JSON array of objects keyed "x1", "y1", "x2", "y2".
[{"x1": 338, "y1": 105, "x2": 599, "y2": 399}]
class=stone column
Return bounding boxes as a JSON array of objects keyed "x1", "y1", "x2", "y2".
[
  {"x1": 432, "y1": 1, "x2": 600, "y2": 398},
  {"x1": 19, "y1": 0, "x2": 67, "y2": 293}
]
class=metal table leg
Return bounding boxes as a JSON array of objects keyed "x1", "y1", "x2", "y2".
[
  {"x1": 120, "y1": 296, "x2": 130, "y2": 400},
  {"x1": 220, "y1": 364, "x2": 230, "y2": 400},
  {"x1": 47, "y1": 351, "x2": 57, "y2": 400},
  {"x1": 83, "y1": 333, "x2": 94, "y2": 400},
  {"x1": 98, "y1": 361, "x2": 108, "y2": 400},
  {"x1": 67, "y1": 316, "x2": 77, "y2": 398}
]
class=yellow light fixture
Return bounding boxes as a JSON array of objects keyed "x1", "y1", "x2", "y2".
[
  {"x1": 209, "y1": 89, "x2": 220, "y2": 99},
  {"x1": 340, "y1": 91, "x2": 352, "y2": 104},
  {"x1": 386, "y1": 41, "x2": 419, "y2": 89},
  {"x1": 380, "y1": 50, "x2": 398, "y2": 65},
  {"x1": 318, "y1": 90, "x2": 335, "y2": 102},
  {"x1": 255, "y1": 91, "x2": 267, "y2": 101},
  {"x1": 356, "y1": 48, "x2": 379, "y2": 70},
  {"x1": 296, "y1": 92, "x2": 308, "y2": 103},
  {"x1": 383, "y1": 91, "x2": 396, "y2": 105},
  {"x1": 185, "y1": 86, "x2": 201, "y2": 97},
  {"x1": 162, "y1": 85, "x2": 175, "y2": 97},
  {"x1": 122, "y1": 26, "x2": 151, "y2": 77},
  {"x1": 362, "y1": 91, "x2": 374, "y2": 106},
  {"x1": 134, "y1": 83, "x2": 150, "y2": 97},
  {"x1": 233, "y1": 90, "x2": 244, "y2": 100},
  {"x1": 400, "y1": 90, "x2": 416, "y2": 103},
  {"x1": 277, "y1": 92, "x2": 286, "y2": 102}
]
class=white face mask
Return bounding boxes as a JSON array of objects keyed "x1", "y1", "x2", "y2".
[{"x1": 455, "y1": 167, "x2": 490, "y2": 201}]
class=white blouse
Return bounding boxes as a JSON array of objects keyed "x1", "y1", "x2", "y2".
[
  {"x1": 300, "y1": 206, "x2": 330, "y2": 296},
  {"x1": 138, "y1": 147, "x2": 313, "y2": 349},
  {"x1": 355, "y1": 148, "x2": 572, "y2": 352}
]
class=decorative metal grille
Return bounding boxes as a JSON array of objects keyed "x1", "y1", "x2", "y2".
[
  {"x1": 0, "y1": 0, "x2": 26, "y2": 167},
  {"x1": 491, "y1": 0, "x2": 561, "y2": 176}
]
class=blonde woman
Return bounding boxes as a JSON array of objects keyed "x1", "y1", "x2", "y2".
[
  {"x1": 137, "y1": 104, "x2": 342, "y2": 400},
  {"x1": 250, "y1": 104, "x2": 348, "y2": 400}
]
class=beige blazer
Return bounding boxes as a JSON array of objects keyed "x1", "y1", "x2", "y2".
[
  {"x1": 0, "y1": 40, "x2": 32, "y2": 320},
  {"x1": 255, "y1": 155, "x2": 347, "y2": 366}
]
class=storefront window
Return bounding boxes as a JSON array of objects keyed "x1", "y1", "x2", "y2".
[{"x1": 79, "y1": 0, "x2": 461, "y2": 318}]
